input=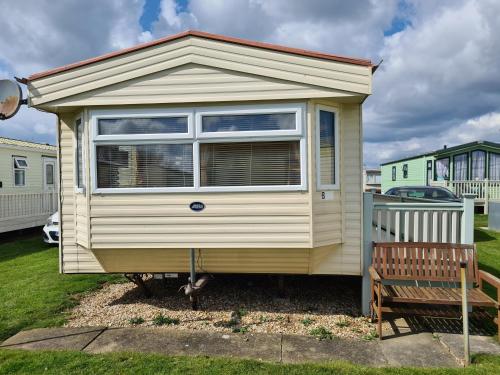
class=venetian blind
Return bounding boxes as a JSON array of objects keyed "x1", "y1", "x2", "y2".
[
  {"x1": 96, "y1": 144, "x2": 193, "y2": 188},
  {"x1": 200, "y1": 141, "x2": 300, "y2": 187}
]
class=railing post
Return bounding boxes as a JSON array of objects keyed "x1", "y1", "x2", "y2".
[
  {"x1": 362, "y1": 192, "x2": 374, "y2": 316},
  {"x1": 461, "y1": 194, "x2": 475, "y2": 245},
  {"x1": 484, "y1": 179, "x2": 489, "y2": 215}
]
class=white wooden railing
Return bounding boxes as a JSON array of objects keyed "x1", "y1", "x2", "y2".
[
  {"x1": 361, "y1": 192, "x2": 475, "y2": 315},
  {"x1": 431, "y1": 179, "x2": 500, "y2": 213},
  {"x1": 0, "y1": 191, "x2": 58, "y2": 220},
  {"x1": 371, "y1": 194, "x2": 473, "y2": 244}
]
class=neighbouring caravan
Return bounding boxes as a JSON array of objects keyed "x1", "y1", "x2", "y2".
[
  {"x1": 25, "y1": 30, "x2": 375, "y2": 275},
  {"x1": 0, "y1": 137, "x2": 57, "y2": 233}
]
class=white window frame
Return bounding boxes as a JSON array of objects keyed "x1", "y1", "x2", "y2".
[
  {"x1": 196, "y1": 103, "x2": 303, "y2": 139},
  {"x1": 90, "y1": 103, "x2": 307, "y2": 194},
  {"x1": 43, "y1": 157, "x2": 57, "y2": 190},
  {"x1": 315, "y1": 104, "x2": 340, "y2": 191},
  {"x1": 93, "y1": 108, "x2": 194, "y2": 142},
  {"x1": 12, "y1": 156, "x2": 27, "y2": 187},
  {"x1": 13, "y1": 157, "x2": 29, "y2": 169},
  {"x1": 74, "y1": 114, "x2": 85, "y2": 193}
]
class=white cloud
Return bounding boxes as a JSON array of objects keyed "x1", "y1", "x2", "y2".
[
  {"x1": 0, "y1": 0, "x2": 499, "y2": 169},
  {"x1": 0, "y1": 0, "x2": 146, "y2": 145},
  {"x1": 365, "y1": 111, "x2": 500, "y2": 166},
  {"x1": 365, "y1": 0, "x2": 500, "y2": 146}
]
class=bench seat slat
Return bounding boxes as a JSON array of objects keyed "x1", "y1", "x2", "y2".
[{"x1": 381, "y1": 285, "x2": 498, "y2": 308}]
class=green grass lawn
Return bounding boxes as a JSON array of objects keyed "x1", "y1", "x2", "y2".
[
  {"x1": 0, "y1": 219, "x2": 499, "y2": 373},
  {"x1": 475, "y1": 214, "x2": 499, "y2": 278},
  {"x1": 0, "y1": 236, "x2": 120, "y2": 341},
  {"x1": 0, "y1": 350, "x2": 499, "y2": 375}
]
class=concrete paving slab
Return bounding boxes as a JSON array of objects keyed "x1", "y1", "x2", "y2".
[
  {"x1": 180, "y1": 330, "x2": 282, "y2": 362},
  {"x1": 437, "y1": 333, "x2": 500, "y2": 365},
  {"x1": 380, "y1": 332, "x2": 459, "y2": 368},
  {"x1": 0, "y1": 327, "x2": 106, "y2": 351},
  {"x1": 84, "y1": 328, "x2": 281, "y2": 362},
  {"x1": 282, "y1": 335, "x2": 387, "y2": 366},
  {"x1": 1, "y1": 326, "x2": 477, "y2": 368}
]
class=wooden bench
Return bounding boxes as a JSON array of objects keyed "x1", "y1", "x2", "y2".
[{"x1": 369, "y1": 242, "x2": 500, "y2": 340}]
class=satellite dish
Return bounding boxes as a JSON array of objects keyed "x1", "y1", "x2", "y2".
[{"x1": 0, "y1": 79, "x2": 24, "y2": 120}]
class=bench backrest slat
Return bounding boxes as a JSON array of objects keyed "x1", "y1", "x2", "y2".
[{"x1": 372, "y1": 242, "x2": 478, "y2": 283}]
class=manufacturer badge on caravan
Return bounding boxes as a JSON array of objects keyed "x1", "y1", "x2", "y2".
[{"x1": 189, "y1": 202, "x2": 205, "y2": 212}]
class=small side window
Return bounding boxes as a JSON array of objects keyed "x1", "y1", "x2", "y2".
[
  {"x1": 316, "y1": 106, "x2": 339, "y2": 190},
  {"x1": 75, "y1": 117, "x2": 85, "y2": 191},
  {"x1": 402, "y1": 164, "x2": 408, "y2": 179},
  {"x1": 13, "y1": 157, "x2": 27, "y2": 187},
  {"x1": 392, "y1": 166, "x2": 396, "y2": 181}
]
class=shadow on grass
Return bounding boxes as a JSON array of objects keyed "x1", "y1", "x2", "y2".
[
  {"x1": 0, "y1": 235, "x2": 54, "y2": 263},
  {"x1": 475, "y1": 228, "x2": 496, "y2": 243}
]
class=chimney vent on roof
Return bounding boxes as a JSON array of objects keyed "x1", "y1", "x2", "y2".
[{"x1": 443, "y1": 145, "x2": 447, "y2": 149}]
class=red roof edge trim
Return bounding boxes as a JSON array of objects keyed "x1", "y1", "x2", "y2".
[{"x1": 28, "y1": 30, "x2": 373, "y2": 81}]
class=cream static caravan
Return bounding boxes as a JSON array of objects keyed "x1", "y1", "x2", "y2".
[{"x1": 25, "y1": 30, "x2": 375, "y2": 275}]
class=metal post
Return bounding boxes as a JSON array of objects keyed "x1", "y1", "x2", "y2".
[
  {"x1": 460, "y1": 261, "x2": 470, "y2": 366},
  {"x1": 190, "y1": 248, "x2": 196, "y2": 285},
  {"x1": 189, "y1": 248, "x2": 198, "y2": 310},
  {"x1": 461, "y1": 194, "x2": 475, "y2": 245},
  {"x1": 362, "y1": 192, "x2": 374, "y2": 316}
]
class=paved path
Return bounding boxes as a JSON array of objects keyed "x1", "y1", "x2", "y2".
[{"x1": 0, "y1": 325, "x2": 468, "y2": 367}]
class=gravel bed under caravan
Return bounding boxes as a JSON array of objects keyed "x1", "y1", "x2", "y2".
[{"x1": 66, "y1": 275, "x2": 375, "y2": 339}]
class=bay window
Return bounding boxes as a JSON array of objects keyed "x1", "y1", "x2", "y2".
[
  {"x1": 91, "y1": 104, "x2": 306, "y2": 193},
  {"x1": 471, "y1": 150, "x2": 486, "y2": 180},
  {"x1": 490, "y1": 153, "x2": 500, "y2": 180},
  {"x1": 453, "y1": 153, "x2": 468, "y2": 180},
  {"x1": 434, "y1": 158, "x2": 449, "y2": 181}
]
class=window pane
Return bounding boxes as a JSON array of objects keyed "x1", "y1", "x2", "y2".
[
  {"x1": 490, "y1": 153, "x2": 500, "y2": 180},
  {"x1": 14, "y1": 170, "x2": 25, "y2": 186},
  {"x1": 454, "y1": 154, "x2": 468, "y2": 180},
  {"x1": 319, "y1": 110, "x2": 336, "y2": 186},
  {"x1": 14, "y1": 158, "x2": 28, "y2": 168},
  {"x1": 202, "y1": 113, "x2": 295, "y2": 133},
  {"x1": 392, "y1": 166, "x2": 396, "y2": 181},
  {"x1": 96, "y1": 144, "x2": 193, "y2": 188},
  {"x1": 46, "y1": 164, "x2": 54, "y2": 185},
  {"x1": 76, "y1": 119, "x2": 84, "y2": 189},
  {"x1": 471, "y1": 151, "x2": 486, "y2": 180},
  {"x1": 435, "y1": 158, "x2": 449, "y2": 180},
  {"x1": 200, "y1": 141, "x2": 300, "y2": 187},
  {"x1": 98, "y1": 117, "x2": 188, "y2": 135},
  {"x1": 403, "y1": 164, "x2": 408, "y2": 179}
]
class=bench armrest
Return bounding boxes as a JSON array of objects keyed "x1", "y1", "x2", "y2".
[
  {"x1": 479, "y1": 270, "x2": 500, "y2": 290},
  {"x1": 369, "y1": 265, "x2": 382, "y2": 283}
]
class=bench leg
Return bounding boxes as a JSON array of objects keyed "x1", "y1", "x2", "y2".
[
  {"x1": 377, "y1": 283, "x2": 382, "y2": 340},
  {"x1": 370, "y1": 279, "x2": 375, "y2": 323}
]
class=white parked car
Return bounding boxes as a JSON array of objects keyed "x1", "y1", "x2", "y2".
[{"x1": 43, "y1": 212, "x2": 59, "y2": 244}]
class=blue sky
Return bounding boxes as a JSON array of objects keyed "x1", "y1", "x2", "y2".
[
  {"x1": 1, "y1": 0, "x2": 499, "y2": 166},
  {"x1": 140, "y1": 0, "x2": 162, "y2": 31}
]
